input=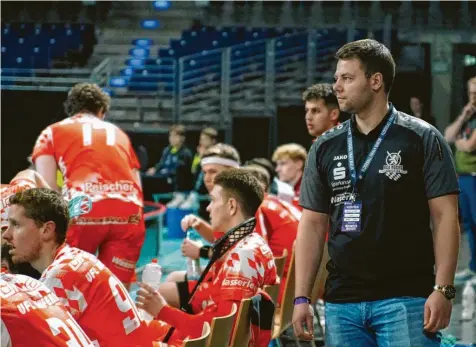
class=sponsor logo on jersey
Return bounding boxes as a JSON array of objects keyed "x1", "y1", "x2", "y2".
[{"x1": 68, "y1": 195, "x2": 92, "y2": 218}]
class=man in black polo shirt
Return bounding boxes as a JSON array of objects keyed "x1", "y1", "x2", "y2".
[{"x1": 292, "y1": 39, "x2": 460, "y2": 347}]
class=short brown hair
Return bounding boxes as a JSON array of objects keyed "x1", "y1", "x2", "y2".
[
  {"x1": 202, "y1": 143, "x2": 240, "y2": 164},
  {"x1": 170, "y1": 124, "x2": 186, "y2": 136},
  {"x1": 9, "y1": 188, "x2": 69, "y2": 244},
  {"x1": 272, "y1": 143, "x2": 307, "y2": 163},
  {"x1": 214, "y1": 169, "x2": 264, "y2": 218},
  {"x1": 302, "y1": 83, "x2": 339, "y2": 109},
  {"x1": 335, "y1": 39, "x2": 396, "y2": 94},
  {"x1": 201, "y1": 127, "x2": 218, "y2": 141},
  {"x1": 242, "y1": 165, "x2": 270, "y2": 191},
  {"x1": 64, "y1": 83, "x2": 111, "y2": 116}
]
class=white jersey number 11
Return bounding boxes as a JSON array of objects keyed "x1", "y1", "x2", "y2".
[{"x1": 82, "y1": 123, "x2": 116, "y2": 146}]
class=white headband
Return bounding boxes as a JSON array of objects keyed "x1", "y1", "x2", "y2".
[{"x1": 201, "y1": 156, "x2": 240, "y2": 168}]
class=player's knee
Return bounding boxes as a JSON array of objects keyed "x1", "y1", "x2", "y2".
[
  {"x1": 165, "y1": 270, "x2": 186, "y2": 283},
  {"x1": 158, "y1": 282, "x2": 181, "y2": 308}
]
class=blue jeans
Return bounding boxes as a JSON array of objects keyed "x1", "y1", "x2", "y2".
[
  {"x1": 459, "y1": 175, "x2": 476, "y2": 272},
  {"x1": 325, "y1": 297, "x2": 441, "y2": 347}
]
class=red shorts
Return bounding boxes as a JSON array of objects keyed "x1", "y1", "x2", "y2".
[{"x1": 66, "y1": 199, "x2": 145, "y2": 283}]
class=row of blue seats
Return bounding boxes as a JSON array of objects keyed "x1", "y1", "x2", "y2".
[
  {"x1": 1, "y1": 23, "x2": 94, "y2": 69},
  {"x1": 114, "y1": 28, "x2": 346, "y2": 92}
]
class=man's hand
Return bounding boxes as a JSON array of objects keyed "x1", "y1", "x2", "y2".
[
  {"x1": 423, "y1": 291, "x2": 452, "y2": 332},
  {"x1": 181, "y1": 239, "x2": 201, "y2": 259},
  {"x1": 146, "y1": 167, "x2": 156, "y2": 175},
  {"x1": 136, "y1": 282, "x2": 167, "y2": 318},
  {"x1": 461, "y1": 103, "x2": 476, "y2": 122},
  {"x1": 181, "y1": 214, "x2": 203, "y2": 232},
  {"x1": 292, "y1": 303, "x2": 314, "y2": 341}
]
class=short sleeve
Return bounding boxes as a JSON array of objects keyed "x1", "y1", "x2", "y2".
[
  {"x1": 31, "y1": 127, "x2": 55, "y2": 161},
  {"x1": 422, "y1": 128, "x2": 460, "y2": 199},
  {"x1": 299, "y1": 142, "x2": 330, "y2": 213},
  {"x1": 129, "y1": 145, "x2": 141, "y2": 170}
]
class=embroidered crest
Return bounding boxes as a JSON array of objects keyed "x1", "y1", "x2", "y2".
[{"x1": 378, "y1": 151, "x2": 408, "y2": 181}]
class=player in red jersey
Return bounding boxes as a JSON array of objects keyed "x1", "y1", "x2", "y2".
[
  {"x1": 1, "y1": 273, "x2": 94, "y2": 347},
  {"x1": 272, "y1": 143, "x2": 307, "y2": 211},
  {"x1": 243, "y1": 164, "x2": 300, "y2": 301},
  {"x1": 31, "y1": 83, "x2": 144, "y2": 288},
  {"x1": 2, "y1": 188, "x2": 182, "y2": 347},
  {"x1": 137, "y1": 169, "x2": 277, "y2": 346},
  {"x1": 1, "y1": 169, "x2": 49, "y2": 232}
]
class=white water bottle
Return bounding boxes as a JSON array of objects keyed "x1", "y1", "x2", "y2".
[
  {"x1": 186, "y1": 230, "x2": 202, "y2": 281},
  {"x1": 462, "y1": 281, "x2": 475, "y2": 321},
  {"x1": 141, "y1": 259, "x2": 162, "y2": 321}
]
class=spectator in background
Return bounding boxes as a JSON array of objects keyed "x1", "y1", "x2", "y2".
[
  {"x1": 444, "y1": 76, "x2": 476, "y2": 285},
  {"x1": 244, "y1": 157, "x2": 280, "y2": 196},
  {"x1": 180, "y1": 127, "x2": 218, "y2": 209},
  {"x1": 303, "y1": 83, "x2": 341, "y2": 141},
  {"x1": 409, "y1": 95, "x2": 436, "y2": 127},
  {"x1": 146, "y1": 125, "x2": 194, "y2": 206},
  {"x1": 272, "y1": 143, "x2": 307, "y2": 210}
]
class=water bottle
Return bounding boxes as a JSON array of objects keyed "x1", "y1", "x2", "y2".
[
  {"x1": 141, "y1": 259, "x2": 162, "y2": 321},
  {"x1": 461, "y1": 281, "x2": 475, "y2": 321},
  {"x1": 186, "y1": 230, "x2": 202, "y2": 281}
]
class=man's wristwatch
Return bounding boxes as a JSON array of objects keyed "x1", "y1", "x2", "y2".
[{"x1": 433, "y1": 284, "x2": 456, "y2": 300}]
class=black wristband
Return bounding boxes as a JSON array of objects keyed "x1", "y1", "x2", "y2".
[{"x1": 199, "y1": 245, "x2": 211, "y2": 259}]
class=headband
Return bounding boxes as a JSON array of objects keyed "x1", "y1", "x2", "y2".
[{"x1": 201, "y1": 156, "x2": 240, "y2": 168}]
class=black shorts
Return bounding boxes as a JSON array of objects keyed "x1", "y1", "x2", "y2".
[{"x1": 176, "y1": 274, "x2": 194, "y2": 313}]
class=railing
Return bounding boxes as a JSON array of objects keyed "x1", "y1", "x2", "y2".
[
  {"x1": 1, "y1": 67, "x2": 91, "y2": 91},
  {"x1": 0, "y1": 20, "x2": 393, "y2": 132},
  {"x1": 100, "y1": 26, "x2": 362, "y2": 133}
]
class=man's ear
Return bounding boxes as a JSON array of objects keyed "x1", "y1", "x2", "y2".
[
  {"x1": 228, "y1": 198, "x2": 238, "y2": 216},
  {"x1": 40, "y1": 221, "x2": 57, "y2": 242},
  {"x1": 330, "y1": 108, "x2": 340, "y2": 123},
  {"x1": 370, "y1": 72, "x2": 384, "y2": 92}
]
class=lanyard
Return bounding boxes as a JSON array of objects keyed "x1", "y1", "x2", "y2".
[{"x1": 347, "y1": 111, "x2": 396, "y2": 192}]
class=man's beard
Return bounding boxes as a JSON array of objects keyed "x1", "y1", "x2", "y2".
[{"x1": 1, "y1": 244, "x2": 41, "y2": 279}]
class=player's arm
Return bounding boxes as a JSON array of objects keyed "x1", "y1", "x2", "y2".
[
  {"x1": 1, "y1": 319, "x2": 12, "y2": 347},
  {"x1": 35, "y1": 156, "x2": 59, "y2": 191},
  {"x1": 455, "y1": 129, "x2": 476, "y2": 152},
  {"x1": 444, "y1": 103, "x2": 475, "y2": 143},
  {"x1": 132, "y1": 168, "x2": 142, "y2": 189}
]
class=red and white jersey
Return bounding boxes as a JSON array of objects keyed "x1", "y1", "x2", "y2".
[
  {"x1": 191, "y1": 232, "x2": 277, "y2": 311},
  {"x1": 31, "y1": 114, "x2": 143, "y2": 207},
  {"x1": 40, "y1": 244, "x2": 168, "y2": 347},
  {"x1": 1, "y1": 273, "x2": 94, "y2": 347},
  {"x1": 158, "y1": 231, "x2": 278, "y2": 346},
  {"x1": 255, "y1": 194, "x2": 300, "y2": 258},
  {"x1": 292, "y1": 176, "x2": 302, "y2": 211},
  {"x1": 1, "y1": 178, "x2": 37, "y2": 228}
]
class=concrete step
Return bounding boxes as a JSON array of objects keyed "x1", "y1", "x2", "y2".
[
  {"x1": 100, "y1": 28, "x2": 180, "y2": 45},
  {"x1": 104, "y1": 16, "x2": 193, "y2": 31},
  {"x1": 93, "y1": 44, "x2": 164, "y2": 57}
]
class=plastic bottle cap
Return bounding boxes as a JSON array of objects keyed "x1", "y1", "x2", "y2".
[{"x1": 152, "y1": 259, "x2": 158, "y2": 263}]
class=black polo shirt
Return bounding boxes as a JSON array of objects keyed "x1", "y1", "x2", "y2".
[{"x1": 300, "y1": 104, "x2": 459, "y2": 303}]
